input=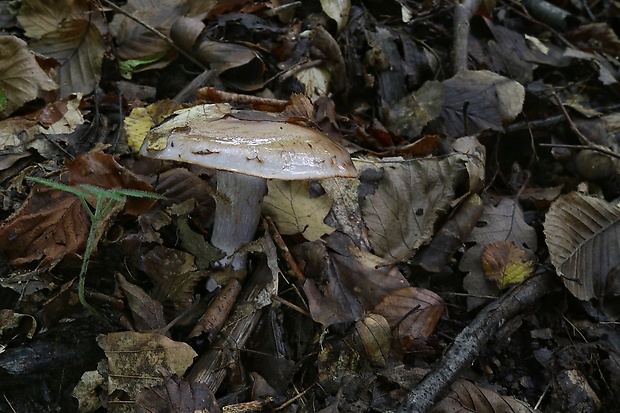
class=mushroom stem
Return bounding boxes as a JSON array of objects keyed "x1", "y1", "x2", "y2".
[{"x1": 210, "y1": 171, "x2": 267, "y2": 270}]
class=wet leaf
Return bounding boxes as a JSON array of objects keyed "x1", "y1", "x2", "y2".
[
  {"x1": 263, "y1": 180, "x2": 335, "y2": 241},
  {"x1": 373, "y1": 287, "x2": 444, "y2": 350},
  {"x1": 544, "y1": 191, "x2": 620, "y2": 300},
  {"x1": 481, "y1": 241, "x2": 535, "y2": 289},
  {"x1": 30, "y1": 19, "x2": 105, "y2": 97},
  {"x1": 0, "y1": 36, "x2": 57, "y2": 118}
]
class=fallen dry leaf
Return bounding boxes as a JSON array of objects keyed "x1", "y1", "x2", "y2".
[
  {"x1": 98, "y1": 331, "x2": 197, "y2": 406},
  {"x1": 263, "y1": 180, "x2": 335, "y2": 241},
  {"x1": 359, "y1": 155, "x2": 467, "y2": 262},
  {"x1": 460, "y1": 197, "x2": 537, "y2": 309},
  {"x1": 0, "y1": 36, "x2": 57, "y2": 118},
  {"x1": 544, "y1": 191, "x2": 620, "y2": 300},
  {"x1": 0, "y1": 183, "x2": 90, "y2": 265},
  {"x1": 30, "y1": 18, "x2": 105, "y2": 97},
  {"x1": 373, "y1": 286, "x2": 444, "y2": 351},
  {"x1": 135, "y1": 375, "x2": 220, "y2": 413},
  {"x1": 481, "y1": 240, "x2": 535, "y2": 290}
]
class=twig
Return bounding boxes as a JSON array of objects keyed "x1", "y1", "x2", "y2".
[{"x1": 396, "y1": 272, "x2": 556, "y2": 413}]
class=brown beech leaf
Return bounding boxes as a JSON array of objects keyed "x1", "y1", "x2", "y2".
[
  {"x1": 359, "y1": 155, "x2": 467, "y2": 263},
  {"x1": 117, "y1": 273, "x2": 166, "y2": 332},
  {"x1": 373, "y1": 287, "x2": 444, "y2": 350},
  {"x1": 66, "y1": 152, "x2": 157, "y2": 217},
  {"x1": 481, "y1": 241, "x2": 534, "y2": 290},
  {"x1": 544, "y1": 191, "x2": 620, "y2": 300},
  {"x1": 293, "y1": 241, "x2": 363, "y2": 326},
  {"x1": 352, "y1": 314, "x2": 393, "y2": 367},
  {"x1": 416, "y1": 194, "x2": 485, "y2": 273},
  {"x1": 0, "y1": 36, "x2": 57, "y2": 118},
  {"x1": 328, "y1": 232, "x2": 409, "y2": 310},
  {"x1": 135, "y1": 375, "x2": 220, "y2": 413},
  {"x1": 0, "y1": 184, "x2": 90, "y2": 265},
  {"x1": 433, "y1": 378, "x2": 537, "y2": 412},
  {"x1": 30, "y1": 18, "x2": 104, "y2": 97}
]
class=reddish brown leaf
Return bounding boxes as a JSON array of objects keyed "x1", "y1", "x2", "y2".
[
  {"x1": 66, "y1": 152, "x2": 157, "y2": 216},
  {"x1": 373, "y1": 287, "x2": 444, "y2": 350},
  {"x1": 0, "y1": 184, "x2": 89, "y2": 265}
]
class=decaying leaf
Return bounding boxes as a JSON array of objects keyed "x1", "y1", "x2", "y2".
[
  {"x1": 97, "y1": 332, "x2": 197, "y2": 406},
  {"x1": 359, "y1": 154, "x2": 467, "y2": 262},
  {"x1": 293, "y1": 241, "x2": 364, "y2": 327},
  {"x1": 544, "y1": 191, "x2": 620, "y2": 300},
  {"x1": 135, "y1": 375, "x2": 220, "y2": 413},
  {"x1": 385, "y1": 70, "x2": 525, "y2": 138},
  {"x1": 263, "y1": 180, "x2": 335, "y2": 241},
  {"x1": 124, "y1": 100, "x2": 183, "y2": 151},
  {"x1": 66, "y1": 152, "x2": 158, "y2": 217},
  {"x1": 352, "y1": 314, "x2": 392, "y2": 367},
  {"x1": 460, "y1": 197, "x2": 537, "y2": 309},
  {"x1": 109, "y1": 0, "x2": 186, "y2": 61},
  {"x1": 481, "y1": 240, "x2": 535, "y2": 289},
  {"x1": 117, "y1": 273, "x2": 166, "y2": 332},
  {"x1": 30, "y1": 19, "x2": 105, "y2": 97},
  {"x1": 0, "y1": 183, "x2": 90, "y2": 265},
  {"x1": 0, "y1": 36, "x2": 57, "y2": 118},
  {"x1": 373, "y1": 287, "x2": 444, "y2": 350},
  {"x1": 416, "y1": 194, "x2": 485, "y2": 272},
  {"x1": 434, "y1": 377, "x2": 537, "y2": 412}
]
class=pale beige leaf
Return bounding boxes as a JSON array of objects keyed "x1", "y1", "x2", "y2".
[
  {"x1": 544, "y1": 191, "x2": 620, "y2": 300},
  {"x1": 98, "y1": 332, "x2": 197, "y2": 400},
  {"x1": 17, "y1": 0, "x2": 76, "y2": 39},
  {"x1": 0, "y1": 36, "x2": 57, "y2": 118},
  {"x1": 30, "y1": 19, "x2": 104, "y2": 97},
  {"x1": 359, "y1": 156, "x2": 466, "y2": 262},
  {"x1": 263, "y1": 180, "x2": 336, "y2": 241},
  {"x1": 319, "y1": 0, "x2": 350, "y2": 32}
]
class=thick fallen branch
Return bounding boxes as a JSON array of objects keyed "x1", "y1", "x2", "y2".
[{"x1": 396, "y1": 272, "x2": 557, "y2": 413}]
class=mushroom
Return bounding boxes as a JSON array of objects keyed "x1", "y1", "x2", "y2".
[{"x1": 140, "y1": 104, "x2": 357, "y2": 270}]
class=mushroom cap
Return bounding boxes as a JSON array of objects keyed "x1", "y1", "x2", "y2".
[{"x1": 140, "y1": 104, "x2": 357, "y2": 180}]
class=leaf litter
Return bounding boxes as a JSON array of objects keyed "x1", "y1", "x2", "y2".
[{"x1": 0, "y1": 0, "x2": 619, "y2": 412}]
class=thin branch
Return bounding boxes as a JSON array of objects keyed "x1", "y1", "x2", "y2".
[{"x1": 396, "y1": 272, "x2": 556, "y2": 413}]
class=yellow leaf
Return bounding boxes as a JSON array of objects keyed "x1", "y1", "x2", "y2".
[
  {"x1": 481, "y1": 241, "x2": 534, "y2": 289},
  {"x1": 263, "y1": 180, "x2": 335, "y2": 241}
]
